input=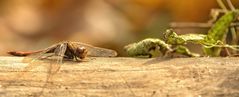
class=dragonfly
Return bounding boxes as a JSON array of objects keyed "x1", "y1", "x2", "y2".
[
  {"x1": 6, "y1": 41, "x2": 118, "y2": 96},
  {"x1": 8, "y1": 41, "x2": 117, "y2": 60}
]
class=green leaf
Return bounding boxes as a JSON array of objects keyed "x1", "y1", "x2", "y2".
[
  {"x1": 164, "y1": 29, "x2": 207, "y2": 45},
  {"x1": 124, "y1": 38, "x2": 172, "y2": 57},
  {"x1": 203, "y1": 10, "x2": 239, "y2": 56}
]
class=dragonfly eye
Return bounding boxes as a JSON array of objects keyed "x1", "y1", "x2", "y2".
[{"x1": 76, "y1": 47, "x2": 88, "y2": 59}]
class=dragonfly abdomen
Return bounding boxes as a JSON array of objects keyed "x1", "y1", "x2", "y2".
[{"x1": 7, "y1": 50, "x2": 42, "y2": 56}]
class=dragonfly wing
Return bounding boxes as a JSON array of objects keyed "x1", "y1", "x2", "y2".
[
  {"x1": 45, "y1": 42, "x2": 68, "y2": 75},
  {"x1": 72, "y1": 42, "x2": 117, "y2": 57},
  {"x1": 18, "y1": 42, "x2": 67, "y2": 75},
  {"x1": 38, "y1": 42, "x2": 67, "y2": 96},
  {"x1": 22, "y1": 43, "x2": 59, "y2": 63},
  {"x1": 37, "y1": 43, "x2": 68, "y2": 96},
  {"x1": 54, "y1": 43, "x2": 67, "y2": 63},
  {"x1": 9, "y1": 43, "x2": 66, "y2": 85},
  {"x1": 19, "y1": 49, "x2": 56, "y2": 76},
  {"x1": 4, "y1": 43, "x2": 60, "y2": 89},
  {"x1": 4, "y1": 42, "x2": 68, "y2": 97},
  {"x1": 31, "y1": 43, "x2": 68, "y2": 96}
]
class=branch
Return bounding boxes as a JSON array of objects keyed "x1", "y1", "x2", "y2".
[{"x1": 170, "y1": 22, "x2": 239, "y2": 29}]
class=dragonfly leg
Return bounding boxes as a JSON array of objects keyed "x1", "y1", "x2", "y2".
[
  {"x1": 63, "y1": 54, "x2": 73, "y2": 59},
  {"x1": 74, "y1": 55, "x2": 80, "y2": 61}
]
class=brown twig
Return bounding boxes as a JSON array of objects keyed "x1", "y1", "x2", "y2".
[
  {"x1": 170, "y1": 22, "x2": 239, "y2": 29},
  {"x1": 217, "y1": 0, "x2": 229, "y2": 12},
  {"x1": 226, "y1": 0, "x2": 236, "y2": 11}
]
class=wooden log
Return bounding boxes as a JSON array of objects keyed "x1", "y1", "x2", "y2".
[{"x1": 0, "y1": 57, "x2": 239, "y2": 97}]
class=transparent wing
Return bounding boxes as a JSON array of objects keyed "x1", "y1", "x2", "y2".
[
  {"x1": 13, "y1": 43, "x2": 59, "y2": 81},
  {"x1": 30, "y1": 43, "x2": 68, "y2": 96},
  {"x1": 22, "y1": 43, "x2": 59, "y2": 63},
  {"x1": 72, "y1": 42, "x2": 117, "y2": 57},
  {"x1": 49, "y1": 43, "x2": 67, "y2": 74},
  {"x1": 6, "y1": 42, "x2": 68, "y2": 96}
]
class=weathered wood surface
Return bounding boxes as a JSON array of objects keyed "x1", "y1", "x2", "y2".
[{"x1": 0, "y1": 57, "x2": 239, "y2": 97}]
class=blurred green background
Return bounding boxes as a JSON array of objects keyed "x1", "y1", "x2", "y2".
[{"x1": 0, "y1": 0, "x2": 238, "y2": 56}]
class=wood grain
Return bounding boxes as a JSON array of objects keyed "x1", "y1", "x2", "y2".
[{"x1": 0, "y1": 57, "x2": 239, "y2": 97}]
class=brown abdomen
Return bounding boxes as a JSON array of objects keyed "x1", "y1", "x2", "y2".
[{"x1": 7, "y1": 51, "x2": 41, "y2": 56}]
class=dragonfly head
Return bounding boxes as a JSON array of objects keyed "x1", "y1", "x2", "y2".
[{"x1": 76, "y1": 47, "x2": 88, "y2": 59}]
